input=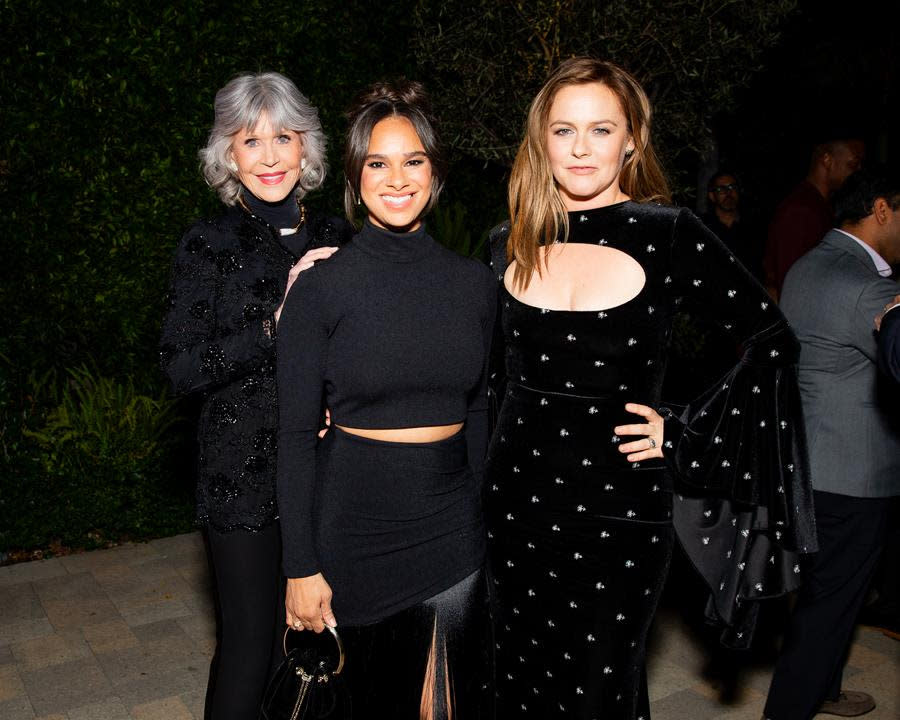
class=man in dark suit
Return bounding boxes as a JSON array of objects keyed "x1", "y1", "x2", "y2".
[
  {"x1": 763, "y1": 167, "x2": 900, "y2": 719},
  {"x1": 860, "y1": 295, "x2": 900, "y2": 643}
]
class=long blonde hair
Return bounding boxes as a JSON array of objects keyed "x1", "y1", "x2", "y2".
[{"x1": 507, "y1": 57, "x2": 671, "y2": 290}]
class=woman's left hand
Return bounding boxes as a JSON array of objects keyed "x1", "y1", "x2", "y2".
[
  {"x1": 274, "y1": 246, "x2": 340, "y2": 325},
  {"x1": 615, "y1": 403, "x2": 664, "y2": 462}
]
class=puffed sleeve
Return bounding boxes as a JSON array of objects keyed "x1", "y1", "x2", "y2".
[
  {"x1": 662, "y1": 208, "x2": 817, "y2": 647},
  {"x1": 465, "y1": 264, "x2": 498, "y2": 490},
  {"x1": 159, "y1": 224, "x2": 276, "y2": 395},
  {"x1": 276, "y1": 265, "x2": 330, "y2": 578}
]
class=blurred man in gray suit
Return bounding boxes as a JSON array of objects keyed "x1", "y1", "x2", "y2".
[{"x1": 764, "y1": 167, "x2": 900, "y2": 720}]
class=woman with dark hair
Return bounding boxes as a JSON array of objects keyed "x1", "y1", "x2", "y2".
[
  {"x1": 275, "y1": 80, "x2": 495, "y2": 717},
  {"x1": 159, "y1": 72, "x2": 351, "y2": 719},
  {"x1": 485, "y1": 57, "x2": 817, "y2": 719}
]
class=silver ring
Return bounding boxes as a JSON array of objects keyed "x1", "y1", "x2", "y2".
[
  {"x1": 648, "y1": 437, "x2": 657, "y2": 449},
  {"x1": 293, "y1": 620, "x2": 302, "y2": 629}
]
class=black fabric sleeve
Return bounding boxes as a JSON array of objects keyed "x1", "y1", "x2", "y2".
[
  {"x1": 879, "y1": 305, "x2": 900, "y2": 382},
  {"x1": 466, "y1": 269, "x2": 498, "y2": 490},
  {"x1": 852, "y1": 276, "x2": 900, "y2": 362},
  {"x1": 159, "y1": 225, "x2": 275, "y2": 396},
  {"x1": 486, "y1": 223, "x2": 511, "y2": 431},
  {"x1": 275, "y1": 266, "x2": 330, "y2": 578},
  {"x1": 663, "y1": 208, "x2": 817, "y2": 647}
]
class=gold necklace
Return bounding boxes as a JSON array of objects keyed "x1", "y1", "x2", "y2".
[{"x1": 238, "y1": 194, "x2": 306, "y2": 232}]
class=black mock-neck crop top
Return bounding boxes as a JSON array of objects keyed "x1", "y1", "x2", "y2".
[{"x1": 275, "y1": 220, "x2": 497, "y2": 577}]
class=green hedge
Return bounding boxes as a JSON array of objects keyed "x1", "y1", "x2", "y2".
[
  {"x1": 1, "y1": 361, "x2": 194, "y2": 551},
  {"x1": 1, "y1": 0, "x2": 420, "y2": 381},
  {"x1": 0, "y1": 0, "x2": 420, "y2": 554},
  {"x1": 1, "y1": 1, "x2": 758, "y2": 555}
]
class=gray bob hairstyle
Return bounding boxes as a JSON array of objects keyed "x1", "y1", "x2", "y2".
[{"x1": 199, "y1": 72, "x2": 327, "y2": 205}]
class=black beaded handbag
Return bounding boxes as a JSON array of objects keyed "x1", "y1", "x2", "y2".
[{"x1": 260, "y1": 626, "x2": 350, "y2": 720}]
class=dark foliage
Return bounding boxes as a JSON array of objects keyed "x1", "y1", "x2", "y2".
[
  {"x1": 0, "y1": 0, "x2": 414, "y2": 555},
  {"x1": 413, "y1": 0, "x2": 798, "y2": 194},
  {"x1": 0, "y1": 0, "x2": 801, "y2": 557}
]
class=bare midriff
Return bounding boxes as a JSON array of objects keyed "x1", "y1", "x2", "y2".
[{"x1": 335, "y1": 423, "x2": 464, "y2": 443}]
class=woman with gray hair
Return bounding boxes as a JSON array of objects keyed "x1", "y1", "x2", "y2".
[{"x1": 159, "y1": 71, "x2": 351, "y2": 719}]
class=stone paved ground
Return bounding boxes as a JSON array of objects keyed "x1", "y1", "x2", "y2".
[{"x1": 0, "y1": 532, "x2": 897, "y2": 719}]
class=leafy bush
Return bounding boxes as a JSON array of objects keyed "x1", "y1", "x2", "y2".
[
  {"x1": 1, "y1": 364, "x2": 193, "y2": 552},
  {"x1": 431, "y1": 201, "x2": 491, "y2": 259},
  {"x1": 0, "y1": 0, "x2": 414, "y2": 554},
  {"x1": 413, "y1": 0, "x2": 799, "y2": 184}
]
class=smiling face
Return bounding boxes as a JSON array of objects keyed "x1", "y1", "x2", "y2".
[
  {"x1": 360, "y1": 116, "x2": 432, "y2": 232},
  {"x1": 230, "y1": 111, "x2": 303, "y2": 202},
  {"x1": 545, "y1": 82, "x2": 635, "y2": 211}
]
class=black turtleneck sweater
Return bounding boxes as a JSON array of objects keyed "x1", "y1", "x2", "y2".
[
  {"x1": 241, "y1": 186, "x2": 302, "y2": 231},
  {"x1": 275, "y1": 220, "x2": 496, "y2": 579}
]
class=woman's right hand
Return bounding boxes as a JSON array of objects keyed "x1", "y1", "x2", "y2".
[
  {"x1": 274, "y1": 246, "x2": 339, "y2": 325},
  {"x1": 285, "y1": 573, "x2": 337, "y2": 633}
]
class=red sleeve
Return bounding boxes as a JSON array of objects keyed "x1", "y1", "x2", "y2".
[{"x1": 765, "y1": 204, "x2": 830, "y2": 294}]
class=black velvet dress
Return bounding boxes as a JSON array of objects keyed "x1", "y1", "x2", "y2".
[{"x1": 485, "y1": 201, "x2": 817, "y2": 719}]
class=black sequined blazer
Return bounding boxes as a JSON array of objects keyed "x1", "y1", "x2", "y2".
[{"x1": 160, "y1": 205, "x2": 352, "y2": 532}]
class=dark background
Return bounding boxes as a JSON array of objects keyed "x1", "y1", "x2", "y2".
[
  {"x1": 712, "y1": 0, "x2": 898, "y2": 214},
  {"x1": 1, "y1": 0, "x2": 896, "y2": 557}
]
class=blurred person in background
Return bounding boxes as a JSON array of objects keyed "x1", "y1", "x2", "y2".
[
  {"x1": 764, "y1": 135, "x2": 865, "y2": 299},
  {"x1": 702, "y1": 169, "x2": 765, "y2": 283}
]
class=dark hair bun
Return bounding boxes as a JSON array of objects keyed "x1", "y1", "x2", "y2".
[{"x1": 348, "y1": 78, "x2": 434, "y2": 122}]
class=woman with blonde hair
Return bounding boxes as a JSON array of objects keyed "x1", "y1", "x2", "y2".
[{"x1": 485, "y1": 57, "x2": 816, "y2": 718}]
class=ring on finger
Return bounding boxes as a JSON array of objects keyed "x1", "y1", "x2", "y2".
[
  {"x1": 293, "y1": 620, "x2": 302, "y2": 629},
  {"x1": 648, "y1": 437, "x2": 657, "y2": 449}
]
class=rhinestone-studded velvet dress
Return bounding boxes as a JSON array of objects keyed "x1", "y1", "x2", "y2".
[{"x1": 486, "y1": 201, "x2": 816, "y2": 719}]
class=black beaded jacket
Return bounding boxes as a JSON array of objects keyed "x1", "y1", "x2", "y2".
[{"x1": 160, "y1": 205, "x2": 353, "y2": 532}]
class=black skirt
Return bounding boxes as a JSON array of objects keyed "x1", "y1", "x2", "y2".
[
  {"x1": 313, "y1": 427, "x2": 492, "y2": 718},
  {"x1": 314, "y1": 426, "x2": 485, "y2": 626}
]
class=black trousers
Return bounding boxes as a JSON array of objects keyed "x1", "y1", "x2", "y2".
[
  {"x1": 204, "y1": 522, "x2": 283, "y2": 720},
  {"x1": 763, "y1": 491, "x2": 889, "y2": 720},
  {"x1": 338, "y1": 568, "x2": 494, "y2": 719}
]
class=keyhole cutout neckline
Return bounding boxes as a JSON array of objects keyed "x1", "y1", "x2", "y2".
[{"x1": 503, "y1": 244, "x2": 648, "y2": 313}]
